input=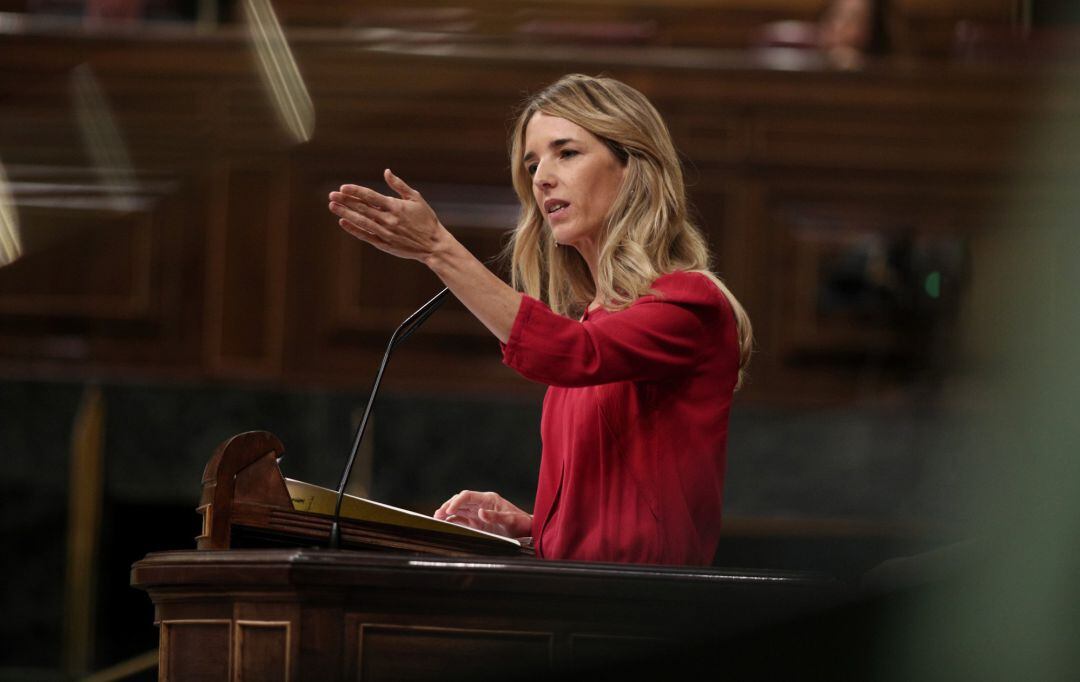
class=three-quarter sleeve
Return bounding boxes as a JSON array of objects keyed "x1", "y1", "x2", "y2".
[{"x1": 502, "y1": 272, "x2": 725, "y2": 387}]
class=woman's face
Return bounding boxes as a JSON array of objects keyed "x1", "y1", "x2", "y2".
[{"x1": 523, "y1": 112, "x2": 626, "y2": 254}]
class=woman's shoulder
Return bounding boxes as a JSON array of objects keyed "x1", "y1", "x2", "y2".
[{"x1": 648, "y1": 271, "x2": 731, "y2": 311}]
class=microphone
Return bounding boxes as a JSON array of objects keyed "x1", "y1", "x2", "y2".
[{"x1": 328, "y1": 287, "x2": 453, "y2": 549}]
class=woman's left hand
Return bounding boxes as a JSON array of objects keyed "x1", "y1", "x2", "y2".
[
  {"x1": 434, "y1": 490, "x2": 533, "y2": 539},
  {"x1": 328, "y1": 168, "x2": 448, "y2": 262}
]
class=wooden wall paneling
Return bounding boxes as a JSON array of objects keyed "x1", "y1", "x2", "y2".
[
  {"x1": 146, "y1": 171, "x2": 213, "y2": 373},
  {"x1": 82, "y1": 74, "x2": 218, "y2": 169},
  {"x1": 203, "y1": 159, "x2": 290, "y2": 379},
  {"x1": 894, "y1": 0, "x2": 1022, "y2": 56},
  {"x1": 0, "y1": 204, "x2": 154, "y2": 319},
  {"x1": 775, "y1": 203, "x2": 915, "y2": 356},
  {"x1": 301, "y1": 54, "x2": 525, "y2": 177},
  {"x1": 271, "y1": 0, "x2": 831, "y2": 47},
  {"x1": 0, "y1": 18, "x2": 1067, "y2": 399},
  {"x1": 0, "y1": 167, "x2": 208, "y2": 375},
  {"x1": 269, "y1": 0, "x2": 1022, "y2": 55},
  {"x1": 895, "y1": 0, "x2": 1018, "y2": 21},
  {"x1": 0, "y1": 75, "x2": 86, "y2": 168},
  {"x1": 279, "y1": 165, "x2": 338, "y2": 382},
  {"x1": 0, "y1": 28, "x2": 247, "y2": 379},
  {"x1": 223, "y1": 80, "x2": 304, "y2": 152},
  {"x1": 751, "y1": 105, "x2": 1033, "y2": 174},
  {"x1": 703, "y1": 176, "x2": 774, "y2": 400},
  {"x1": 754, "y1": 178, "x2": 983, "y2": 405}
]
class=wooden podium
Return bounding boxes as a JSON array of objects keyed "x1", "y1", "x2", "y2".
[
  {"x1": 131, "y1": 549, "x2": 845, "y2": 681},
  {"x1": 131, "y1": 433, "x2": 847, "y2": 679}
]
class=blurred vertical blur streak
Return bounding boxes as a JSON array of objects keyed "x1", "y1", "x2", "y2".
[
  {"x1": 242, "y1": 0, "x2": 315, "y2": 144},
  {"x1": 70, "y1": 63, "x2": 139, "y2": 213},
  {"x1": 0, "y1": 157, "x2": 21, "y2": 266},
  {"x1": 889, "y1": 69, "x2": 1080, "y2": 682}
]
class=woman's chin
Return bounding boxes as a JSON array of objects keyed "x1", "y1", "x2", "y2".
[{"x1": 549, "y1": 226, "x2": 578, "y2": 249}]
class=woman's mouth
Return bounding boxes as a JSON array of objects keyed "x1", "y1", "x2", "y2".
[{"x1": 544, "y1": 199, "x2": 570, "y2": 219}]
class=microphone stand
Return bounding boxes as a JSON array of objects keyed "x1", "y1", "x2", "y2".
[{"x1": 328, "y1": 287, "x2": 452, "y2": 549}]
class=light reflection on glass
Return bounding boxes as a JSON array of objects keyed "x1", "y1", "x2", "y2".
[
  {"x1": 70, "y1": 63, "x2": 139, "y2": 213},
  {"x1": 0, "y1": 158, "x2": 20, "y2": 267},
  {"x1": 243, "y1": 0, "x2": 315, "y2": 144}
]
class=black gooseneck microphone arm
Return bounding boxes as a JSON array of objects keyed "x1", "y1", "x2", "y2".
[{"x1": 328, "y1": 287, "x2": 452, "y2": 549}]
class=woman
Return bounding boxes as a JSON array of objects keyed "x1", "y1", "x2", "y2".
[{"x1": 328, "y1": 74, "x2": 751, "y2": 566}]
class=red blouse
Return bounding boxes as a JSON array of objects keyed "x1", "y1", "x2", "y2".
[{"x1": 501, "y1": 271, "x2": 739, "y2": 566}]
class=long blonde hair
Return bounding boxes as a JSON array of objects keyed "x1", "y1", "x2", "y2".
[{"x1": 506, "y1": 74, "x2": 753, "y2": 386}]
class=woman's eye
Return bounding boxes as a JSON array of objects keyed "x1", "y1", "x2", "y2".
[
  {"x1": 526, "y1": 163, "x2": 538, "y2": 176},
  {"x1": 560, "y1": 150, "x2": 578, "y2": 159}
]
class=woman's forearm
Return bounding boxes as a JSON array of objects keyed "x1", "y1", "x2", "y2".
[{"x1": 425, "y1": 228, "x2": 523, "y2": 344}]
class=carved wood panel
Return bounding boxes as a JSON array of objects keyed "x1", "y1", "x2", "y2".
[
  {"x1": 235, "y1": 620, "x2": 292, "y2": 682},
  {"x1": 0, "y1": 167, "x2": 206, "y2": 374},
  {"x1": 747, "y1": 182, "x2": 982, "y2": 403},
  {"x1": 160, "y1": 619, "x2": 232, "y2": 681},
  {"x1": 204, "y1": 162, "x2": 290, "y2": 378},
  {"x1": 354, "y1": 623, "x2": 553, "y2": 681}
]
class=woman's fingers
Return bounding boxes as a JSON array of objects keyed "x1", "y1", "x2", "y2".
[
  {"x1": 444, "y1": 514, "x2": 484, "y2": 530},
  {"x1": 329, "y1": 173, "x2": 447, "y2": 264},
  {"x1": 434, "y1": 494, "x2": 460, "y2": 520},
  {"x1": 338, "y1": 218, "x2": 382, "y2": 245},
  {"x1": 433, "y1": 491, "x2": 531, "y2": 538},
  {"x1": 435, "y1": 492, "x2": 469, "y2": 519},
  {"x1": 329, "y1": 196, "x2": 389, "y2": 230},
  {"x1": 477, "y1": 508, "x2": 516, "y2": 525},
  {"x1": 336, "y1": 212, "x2": 394, "y2": 247},
  {"x1": 444, "y1": 493, "x2": 478, "y2": 517},
  {"x1": 337, "y1": 171, "x2": 417, "y2": 206},
  {"x1": 384, "y1": 168, "x2": 417, "y2": 200},
  {"x1": 478, "y1": 508, "x2": 531, "y2": 538},
  {"x1": 436, "y1": 491, "x2": 491, "y2": 518},
  {"x1": 337, "y1": 183, "x2": 394, "y2": 212}
]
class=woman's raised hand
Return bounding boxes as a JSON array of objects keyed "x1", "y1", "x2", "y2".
[
  {"x1": 328, "y1": 169, "x2": 448, "y2": 262},
  {"x1": 434, "y1": 491, "x2": 533, "y2": 539}
]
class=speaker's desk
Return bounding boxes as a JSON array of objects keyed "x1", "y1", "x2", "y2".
[{"x1": 132, "y1": 548, "x2": 845, "y2": 681}]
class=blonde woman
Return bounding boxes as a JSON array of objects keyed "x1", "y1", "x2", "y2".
[{"x1": 328, "y1": 74, "x2": 751, "y2": 566}]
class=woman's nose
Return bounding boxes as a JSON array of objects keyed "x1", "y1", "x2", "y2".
[{"x1": 533, "y1": 162, "x2": 555, "y2": 189}]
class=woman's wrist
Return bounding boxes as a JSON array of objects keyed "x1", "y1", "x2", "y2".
[{"x1": 422, "y1": 225, "x2": 462, "y2": 273}]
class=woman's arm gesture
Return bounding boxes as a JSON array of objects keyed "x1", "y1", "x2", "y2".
[
  {"x1": 329, "y1": 168, "x2": 449, "y2": 262},
  {"x1": 329, "y1": 168, "x2": 522, "y2": 343}
]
